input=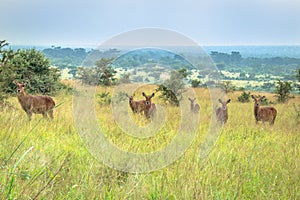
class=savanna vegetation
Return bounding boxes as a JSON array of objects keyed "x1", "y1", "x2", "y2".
[
  {"x1": 0, "y1": 86, "x2": 299, "y2": 199},
  {"x1": 1, "y1": 41, "x2": 300, "y2": 199}
]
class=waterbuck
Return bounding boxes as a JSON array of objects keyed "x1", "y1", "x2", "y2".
[
  {"x1": 216, "y1": 99, "x2": 231, "y2": 124},
  {"x1": 251, "y1": 95, "x2": 277, "y2": 125},
  {"x1": 188, "y1": 97, "x2": 200, "y2": 113},
  {"x1": 14, "y1": 81, "x2": 55, "y2": 120},
  {"x1": 125, "y1": 94, "x2": 144, "y2": 114},
  {"x1": 142, "y1": 92, "x2": 156, "y2": 118}
]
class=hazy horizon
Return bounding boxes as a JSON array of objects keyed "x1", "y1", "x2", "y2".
[{"x1": 9, "y1": 44, "x2": 300, "y2": 58}]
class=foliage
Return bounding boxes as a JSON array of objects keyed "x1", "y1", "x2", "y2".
[
  {"x1": 297, "y1": 68, "x2": 300, "y2": 93},
  {"x1": 96, "y1": 92, "x2": 111, "y2": 105},
  {"x1": 114, "y1": 91, "x2": 128, "y2": 103},
  {"x1": 156, "y1": 68, "x2": 187, "y2": 106},
  {"x1": 12, "y1": 49, "x2": 63, "y2": 95},
  {"x1": 95, "y1": 58, "x2": 116, "y2": 86},
  {"x1": 117, "y1": 73, "x2": 131, "y2": 85},
  {"x1": 77, "y1": 58, "x2": 116, "y2": 86},
  {"x1": 218, "y1": 81, "x2": 236, "y2": 93},
  {"x1": 211, "y1": 51, "x2": 242, "y2": 64},
  {"x1": 76, "y1": 67, "x2": 98, "y2": 85},
  {"x1": 191, "y1": 79, "x2": 201, "y2": 88},
  {"x1": 238, "y1": 91, "x2": 251, "y2": 103},
  {"x1": 112, "y1": 48, "x2": 194, "y2": 70},
  {"x1": 0, "y1": 40, "x2": 15, "y2": 101},
  {"x1": 42, "y1": 46, "x2": 88, "y2": 69},
  {"x1": 274, "y1": 80, "x2": 293, "y2": 103},
  {"x1": 0, "y1": 88, "x2": 299, "y2": 199},
  {"x1": 210, "y1": 51, "x2": 300, "y2": 78},
  {"x1": 0, "y1": 41, "x2": 66, "y2": 103},
  {"x1": 156, "y1": 84, "x2": 179, "y2": 106}
]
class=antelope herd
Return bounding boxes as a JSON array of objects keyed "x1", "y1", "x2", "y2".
[{"x1": 12, "y1": 80, "x2": 279, "y2": 125}]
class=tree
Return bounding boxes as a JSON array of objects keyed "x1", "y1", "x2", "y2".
[
  {"x1": 95, "y1": 58, "x2": 116, "y2": 86},
  {"x1": 11, "y1": 48, "x2": 62, "y2": 94},
  {"x1": 117, "y1": 73, "x2": 131, "y2": 84},
  {"x1": 238, "y1": 91, "x2": 250, "y2": 102},
  {"x1": 191, "y1": 79, "x2": 201, "y2": 88},
  {"x1": 274, "y1": 80, "x2": 292, "y2": 103},
  {"x1": 76, "y1": 57, "x2": 116, "y2": 86},
  {"x1": 0, "y1": 40, "x2": 15, "y2": 101},
  {"x1": 218, "y1": 81, "x2": 236, "y2": 93},
  {"x1": 156, "y1": 68, "x2": 187, "y2": 106},
  {"x1": 76, "y1": 67, "x2": 98, "y2": 85},
  {"x1": 297, "y1": 68, "x2": 300, "y2": 93},
  {"x1": 1, "y1": 41, "x2": 63, "y2": 100}
]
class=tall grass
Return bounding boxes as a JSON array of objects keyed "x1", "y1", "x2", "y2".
[{"x1": 0, "y1": 87, "x2": 299, "y2": 199}]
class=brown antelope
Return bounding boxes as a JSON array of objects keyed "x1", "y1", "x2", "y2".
[
  {"x1": 14, "y1": 81, "x2": 55, "y2": 120},
  {"x1": 125, "y1": 94, "x2": 144, "y2": 114},
  {"x1": 216, "y1": 99, "x2": 231, "y2": 124},
  {"x1": 188, "y1": 97, "x2": 200, "y2": 113},
  {"x1": 251, "y1": 95, "x2": 277, "y2": 125},
  {"x1": 141, "y1": 92, "x2": 156, "y2": 118}
]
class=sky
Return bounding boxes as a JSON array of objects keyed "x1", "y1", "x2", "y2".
[{"x1": 1, "y1": 0, "x2": 300, "y2": 47}]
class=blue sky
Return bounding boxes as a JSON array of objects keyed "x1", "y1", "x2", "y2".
[{"x1": 1, "y1": 0, "x2": 300, "y2": 46}]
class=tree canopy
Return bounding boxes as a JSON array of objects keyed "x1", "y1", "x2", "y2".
[{"x1": 0, "y1": 40, "x2": 63, "y2": 101}]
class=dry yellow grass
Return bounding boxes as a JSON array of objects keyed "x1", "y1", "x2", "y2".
[{"x1": 0, "y1": 86, "x2": 299, "y2": 199}]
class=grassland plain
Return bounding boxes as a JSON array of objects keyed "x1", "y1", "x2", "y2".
[{"x1": 0, "y1": 86, "x2": 299, "y2": 199}]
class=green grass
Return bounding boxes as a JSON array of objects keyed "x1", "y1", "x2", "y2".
[{"x1": 0, "y1": 88, "x2": 299, "y2": 199}]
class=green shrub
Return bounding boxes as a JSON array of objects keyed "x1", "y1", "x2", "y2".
[
  {"x1": 274, "y1": 80, "x2": 292, "y2": 103},
  {"x1": 238, "y1": 91, "x2": 250, "y2": 103},
  {"x1": 191, "y1": 79, "x2": 201, "y2": 88}
]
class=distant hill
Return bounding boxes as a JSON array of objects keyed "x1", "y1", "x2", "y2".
[{"x1": 203, "y1": 45, "x2": 300, "y2": 58}]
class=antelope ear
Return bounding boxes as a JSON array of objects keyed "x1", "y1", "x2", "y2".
[
  {"x1": 218, "y1": 99, "x2": 222, "y2": 103},
  {"x1": 251, "y1": 95, "x2": 255, "y2": 99},
  {"x1": 188, "y1": 97, "x2": 191, "y2": 101},
  {"x1": 227, "y1": 99, "x2": 231, "y2": 103},
  {"x1": 261, "y1": 96, "x2": 266, "y2": 99},
  {"x1": 13, "y1": 80, "x2": 19, "y2": 85},
  {"x1": 125, "y1": 93, "x2": 129, "y2": 98},
  {"x1": 151, "y1": 93, "x2": 155, "y2": 98},
  {"x1": 142, "y1": 92, "x2": 146, "y2": 97}
]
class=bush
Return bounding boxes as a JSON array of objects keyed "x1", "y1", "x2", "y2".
[
  {"x1": 274, "y1": 80, "x2": 292, "y2": 103},
  {"x1": 97, "y1": 92, "x2": 111, "y2": 105},
  {"x1": 218, "y1": 81, "x2": 236, "y2": 93},
  {"x1": 238, "y1": 91, "x2": 250, "y2": 103},
  {"x1": 1, "y1": 41, "x2": 64, "y2": 98},
  {"x1": 191, "y1": 79, "x2": 201, "y2": 88},
  {"x1": 156, "y1": 68, "x2": 187, "y2": 106}
]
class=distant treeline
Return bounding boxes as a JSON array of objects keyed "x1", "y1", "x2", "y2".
[
  {"x1": 42, "y1": 46, "x2": 88, "y2": 69},
  {"x1": 42, "y1": 47, "x2": 123, "y2": 68},
  {"x1": 42, "y1": 47, "x2": 300, "y2": 81},
  {"x1": 211, "y1": 51, "x2": 300, "y2": 80}
]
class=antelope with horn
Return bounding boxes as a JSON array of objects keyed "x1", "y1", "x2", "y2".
[
  {"x1": 125, "y1": 94, "x2": 143, "y2": 114},
  {"x1": 188, "y1": 97, "x2": 200, "y2": 113},
  {"x1": 13, "y1": 81, "x2": 55, "y2": 121},
  {"x1": 141, "y1": 92, "x2": 156, "y2": 119},
  {"x1": 216, "y1": 99, "x2": 231, "y2": 124},
  {"x1": 251, "y1": 95, "x2": 277, "y2": 125}
]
